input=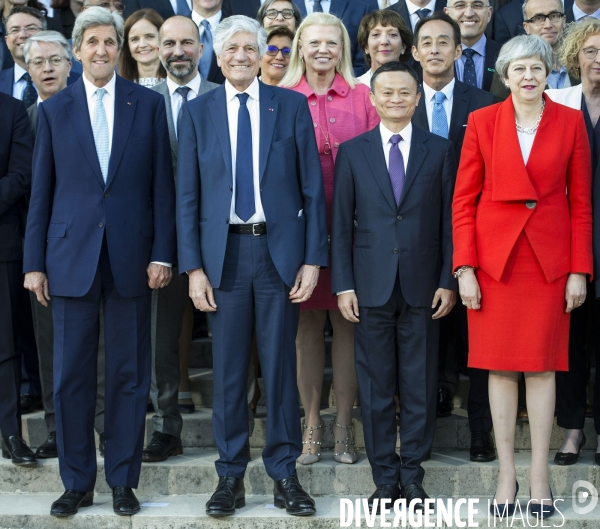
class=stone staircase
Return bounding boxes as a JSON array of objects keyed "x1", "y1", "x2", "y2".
[{"x1": 2, "y1": 338, "x2": 600, "y2": 528}]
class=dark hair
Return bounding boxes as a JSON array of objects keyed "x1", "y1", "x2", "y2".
[
  {"x1": 266, "y1": 24, "x2": 295, "y2": 42},
  {"x1": 51, "y1": 0, "x2": 70, "y2": 9},
  {"x1": 413, "y1": 11, "x2": 461, "y2": 50},
  {"x1": 118, "y1": 9, "x2": 166, "y2": 83},
  {"x1": 4, "y1": 6, "x2": 47, "y2": 29},
  {"x1": 370, "y1": 60, "x2": 420, "y2": 93},
  {"x1": 357, "y1": 9, "x2": 413, "y2": 67},
  {"x1": 257, "y1": 0, "x2": 302, "y2": 30}
]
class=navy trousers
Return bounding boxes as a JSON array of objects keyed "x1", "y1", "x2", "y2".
[
  {"x1": 208, "y1": 233, "x2": 301, "y2": 481},
  {"x1": 52, "y1": 240, "x2": 151, "y2": 491},
  {"x1": 355, "y1": 275, "x2": 439, "y2": 487}
]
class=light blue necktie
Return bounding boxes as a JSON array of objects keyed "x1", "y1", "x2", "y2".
[
  {"x1": 431, "y1": 91, "x2": 448, "y2": 139},
  {"x1": 199, "y1": 20, "x2": 213, "y2": 79},
  {"x1": 176, "y1": 0, "x2": 190, "y2": 16},
  {"x1": 92, "y1": 88, "x2": 109, "y2": 183}
]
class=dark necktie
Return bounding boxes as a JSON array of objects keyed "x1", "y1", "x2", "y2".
[
  {"x1": 415, "y1": 8, "x2": 431, "y2": 19},
  {"x1": 175, "y1": 86, "x2": 191, "y2": 134},
  {"x1": 313, "y1": 0, "x2": 324, "y2": 12},
  {"x1": 462, "y1": 48, "x2": 478, "y2": 87},
  {"x1": 176, "y1": 0, "x2": 190, "y2": 16},
  {"x1": 389, "y1": 134, "x2": 405, "y2": 206},
  {"x1": 235, "y1": 93, "x2": 255, "y2": 222},
  {"x1": 21, "y1": 72, "x2": 37, "y2": 108}
]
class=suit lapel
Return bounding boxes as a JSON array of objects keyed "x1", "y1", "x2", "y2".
[
  {"x1": 65, "y1": 78, "x2": 105, "y2": 188},
  {"x1": 105, "y1": 76, "x2": 136, "y2": 189},
  {"x1": 157, "y1": 83, "x2": 177, "y2": 159},
  {"x1": 208, "y1": 85, "x2": 233, "y2": 184},
  {"x1": 483, "y1": 41, "x2": 494, "y2": 91},
  {"x1": 331, "y1": 0, "x2": 349, "y2": 17},
  {"x1": 363, "y1": 128, "x2": 397, "y2": 213},
  {"x1": 449, "y1": 82, "x2": 469, "y2": 147},
  {"x1": 413, "y1": 92, "x2": 430, "y2": 132},
  {"x1": 400, "y1": 127, "x2": 428, "y2": 207},
  {"x1": 259, "y1": 82, "x2": 277, "y2": 183}
]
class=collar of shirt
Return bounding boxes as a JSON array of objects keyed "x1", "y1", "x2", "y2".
[
  {"x1": 380, "y1": 121, "x2": 412, "y2": 148},
  {"x1": 423, "y1": 78, "x2": 455, "y2": 104},
  {"x1": 225, "y1": 77, "x2": 260, "y2": 103},
  {"x1": 37, "y1": 96, "x2": 43, "y2": 106},
  {"x1": 14, "y1": 63, "x2": 27, "y2": 83},
  {"x1": 573, "y1": 3, "x2": 600, "y2": 20},
  {"x1": 293, "y1": 72, "x2": 350, "y2": 99},
  {"x1": 82, "y1": 71, "x2": 116, "y2": 102},
  {"x1": 167, "y1": 72, "x2": 201, "y2": 97},
  {"x1": 191, "y1": 9, "x2": 222, "y2": 31},
  {"x1": 406, "y1": 0, "x2": 437, "y2": 16},
  {"x1": 305, "y1": 0, "x2": 331, "y2": 14},
  {"x1": 379, "y1": 0, "x2": 400, "y2": 6},
  {"x1": 461, "y1": 34, "x2": 486, "y2": 58}
]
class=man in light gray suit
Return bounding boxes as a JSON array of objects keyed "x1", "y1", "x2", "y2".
[{"x1": 143, "y1": 15, "x2": 219, "y2": 462}]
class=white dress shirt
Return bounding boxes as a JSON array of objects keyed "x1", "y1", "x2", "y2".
[
  {"x1": 304, "y1": 0, "x2": 331, "y2": 14},
  {"x1": 379, "y1": 0, "x2": 400, "y2": 7},
  {"x1": 422, "y1": 78, "x2": 454, "y2": 133},
  {"x1": 517, "y1": 130, "x2": 536, "y2": 166},
  {"x1": 13, "y1": 63, "x2": 37, "y2": 100},
  {"x1": 357, "y1": 69, "x2": 373, "y2": 87},
  {"x1": 191, "y1": 9, "x2": 222, "y2": 38},
  {"x1": 406, "y1": 0, "x2": 437, "y2": 31},
  {"x1": 82, "y1": 72, "x2": 116, "y2": 158},
  {"x1": 166, "y1": 73, "x2": 201, "y2": 137},
  {"x1": 573, "y1": 3, "x2": 600, "y2": 21},
  {"x1": 225, "y1": 77, "x2": 265, "y2": 224},
  {"x1": 169, "y1": 0, "x2": 191, "y2": 14}
]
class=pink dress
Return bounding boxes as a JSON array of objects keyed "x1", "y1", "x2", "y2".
[{"x1": 290, "y1": 74, "x2": 380, "y2": 310}]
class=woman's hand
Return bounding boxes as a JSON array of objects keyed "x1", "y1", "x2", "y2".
[
  {"x1": 565, "y1": 273, "x2": 587, "y2": 313},
  {"x1": 458, "y1": 268, "x2": 481, "y2": 310}
]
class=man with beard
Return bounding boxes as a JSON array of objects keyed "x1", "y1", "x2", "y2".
[{"x1": 141, "y1": 15, "x2": 218, "y2": 462}]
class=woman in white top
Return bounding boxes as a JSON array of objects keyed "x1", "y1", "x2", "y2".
[{"x1": 356, "y1": 9, "x2": 412, "y2": 87}]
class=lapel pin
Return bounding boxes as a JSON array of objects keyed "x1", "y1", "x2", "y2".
[
  {"x1": 269, "y1": 108, "x2": 274, "y2": 111},
  {"x1": 127, "y1": 102, "x2": 131, "y2": 105}
]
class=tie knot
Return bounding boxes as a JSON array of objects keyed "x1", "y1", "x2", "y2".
[
  {"x1": 22, "y1": 72, "x2": 32, "y2": 83},
  {"x1": 201, "y1": 19, "x2": 211, "y2": 31},
  {"x1": 390, "y1": 134, "x2": 402, "y2": 145},
  {"x1": 176, "y1": 86, "x2": 191, "y2": 101},
  {"x1": 462, "y1": 48, "x2": 476, "y2": 58},
  {"x1": 237, "y1": 92, "x2": 250, "y2": 105},
  {"x1": 434, "y1": 91, "x2": 446, "y2": 105},
  {"x1": 96, "y1": 88, "x2": 107, "y2": 101},
  {"x1": 416, "y1": 8, "x2": 431, "y2": 19}
]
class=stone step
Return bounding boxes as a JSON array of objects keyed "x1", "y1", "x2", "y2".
[
  {"x1": 2, "y1": 448, "x2": 600, "y2": 499},
  {"x1": 2, "y1": 492, "x2": 598, "y2": 529}
]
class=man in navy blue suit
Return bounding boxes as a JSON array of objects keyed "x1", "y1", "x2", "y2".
[
  {"x1": 177, "y1": 15, "x2": 327, "y2": 518},
  {"x1": 23, "y1": 7, "x2": 175, "y2": 518}
]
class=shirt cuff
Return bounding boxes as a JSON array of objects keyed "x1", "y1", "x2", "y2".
[
  {"x1": 152, "y1": 262, "x2": 172, "y2": 268},
  {"x1": 336, "y1": 290, "x2": 355, "y2": 295}
]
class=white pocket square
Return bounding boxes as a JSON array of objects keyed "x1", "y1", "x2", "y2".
[{"x1": 298, "y1": 209, "x2": 304, "y2": 217}]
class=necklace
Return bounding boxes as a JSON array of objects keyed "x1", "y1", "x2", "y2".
[
  {"x1": 515, "y1": 99, "x2": 545, "y2": 134},
  {"x1": 317, "y1": 122, "x2": 331, "y2": 155}
]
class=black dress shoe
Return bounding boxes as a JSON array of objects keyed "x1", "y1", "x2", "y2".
[
  {"x1": 436, "y1": 388, "x2": 453, "y2": 417},
  {"x1": 20, "y1": 393, "x2": 42, "y2": 415},
  {"x1": 401, "y1": 483, "x2": 429, "y2": 512},
  {"x1": 142, "y1": 432, "x2": 183, "y2": 462},
  {"x1": 367, "y1": 484, "x2": 401, "y2": 514},
  {"x1": 98, "y1": 433, "x2": 105, "y2": 457},
  {"x1": 470, "y1": 430, "x2": 496, "y2": 462},
  {"x1": 274, "y1": 471, "x2": 316, "y2": 516},
  {"x1": 36, "y1": 431, "x2": 58, "y2": 459},
  {"x1": 112, "y1": 486, "x2": 140, "y2": 516},
  {"x1": 50, "y1": 490, "x2": 94, "y2": 517},
  {"x1": 1, "y1": 436, "x2": 37, "y2": 466},
  {"x1": 206, "y1": 476, "x2": 245, "y2": 516},
  {"x1": 554, "y1": 432, "x2": 586, "y2": 466}
]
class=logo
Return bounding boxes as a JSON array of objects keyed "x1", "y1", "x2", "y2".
[{"x1": 572, "y1": 480, "x2": 598, "y2": 515}]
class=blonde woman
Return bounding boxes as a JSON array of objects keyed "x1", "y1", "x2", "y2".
[{"x1": 280, "y1": 12, "x2": 379, "y2": 465}]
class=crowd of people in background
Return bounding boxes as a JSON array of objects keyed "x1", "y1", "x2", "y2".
[{"x1": 1, "y1": 0, "x2": 600, "y2": 522}]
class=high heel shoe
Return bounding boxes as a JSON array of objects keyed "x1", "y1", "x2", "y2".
[
  {"x1": 529, "y1": 487, "x2": 555, "y2": 518},
  {"x1": 296, "y1": 421, "x2": 323, "y2": 465},
  {"x1": 490, "y1": 481, "x2": 519, "y2": 517},
  {"x1": 554, "y1": 431, "x2": 586, "y2": 466},
  {"x1": 334, "y1": 422, "x2": 357, "y2": 464}
]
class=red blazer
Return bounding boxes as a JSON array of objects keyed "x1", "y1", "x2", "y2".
[{"x1": 453, "y1": 94, "x2": 593, "y2": 283}]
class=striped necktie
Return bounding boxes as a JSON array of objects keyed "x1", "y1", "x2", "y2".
[
  {"x1": 92, "y1": 88, "x2": 109, "y2": 183},
  {"x1": 199, "y1": 20, "x2": 213, "y2": 79}
]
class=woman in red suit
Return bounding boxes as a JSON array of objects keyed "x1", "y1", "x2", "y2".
[{"x1": 453, "y1": 35, "x2": 593, "y2": 519}]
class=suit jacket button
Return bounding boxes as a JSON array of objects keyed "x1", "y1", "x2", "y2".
[
  {"x1": 225, "y1": 219, "x2": 229, "y2": 223},
  {"x1": 334, "y1": 142, "x2": 339, "y2": 148},
  {"x1": 104, "y1": 193, "x2": 110, "y2": 197},
  {"x1": 526, "y1": 201, "x2": 536, "y2": 209},
  {"x1": 329, "y1": 118, "x2": 336, "y2": 123},
  {"x1": 98, "y1": 222, "x2": 104, "y2": 228},
  {"x1": 311, "y1": 101, "x2": 316, "y2": 106},
  {"x1": 393, "y1": 248, "x2": 399, "y2": 254},
  {"x1": 397, "y1": 215, "x2": 402, "y2": 220}
]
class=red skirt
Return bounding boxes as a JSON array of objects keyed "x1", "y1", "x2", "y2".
[
  {"x1": 467, "y1": 232, "x2": 569, "y2": 372},
  {"x1": 301, "y1": 266, "x2": 338, "y2": 311}
]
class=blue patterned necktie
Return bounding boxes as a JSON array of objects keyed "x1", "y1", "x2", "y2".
[
  {"x1": 388, "y1": 134, "x2": 405, "y2": 206},
  {"x1": 431, "y1": 91, "x2": 448, "y2": 139},
  {"x1": 92, "y1": 88, "x2": 109, "y2": 183},
  {"x1": 313, "y1": 0, "x2": 324, "y2": 12},
  {"x1": 21, "y1": 72, "x2": 37, "y2": 108},
  {"x1": 176, "y1": 0, "x2": 190, "y2": 16},
  {"x1": 199, "y1": 19, "x2": 213, "y2": 79},
  {"x1": 415, "y1": 8, "x2": 431, "y2": 19},
  {"x1": 462, "y1": 48, "x2": 478, "y2": 87},
  {"x1": 235, "y1": 93, "x2": 255, "y2": 222}
]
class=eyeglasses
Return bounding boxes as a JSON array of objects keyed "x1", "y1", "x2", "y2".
[
  {"x1": 28, "y1": 56, "x2": 68, "y2": 69},
  {"x1": 6, "y1": 25, "x2": 43, "y2": 36},
  {"x1": 582, "y1": 47, "x2": 600, "y2": 59},
  {"x1": 86, "y1": 1, "x2": 125, "y2": 12},
  {"x1": 447, "y1": 2, "x2": 490, "y2": 11},
  {"x1": 264, "y1": 8, "x2": 295, "y2": 20},
  {"x1": 523, "y1": 11, "x2": 565, "y2": 25},
  {"x1": 266, "y1": 45, "x2": 291, "y2": 58}
]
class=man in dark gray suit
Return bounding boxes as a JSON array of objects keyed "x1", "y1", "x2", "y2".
[
  {"x1": 142, "y1": 15, "x2": 218, "y2": 462},
  {"x1": 331, "y1": 61, "x2": 456, "y2": 512}
]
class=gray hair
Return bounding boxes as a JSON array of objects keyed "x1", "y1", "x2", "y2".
[
  {"x1": 522, "y1": 0, "x2": 563, "y2": 20},
  {"x1": 23, "y1": 30, "x2": 72, "y2": 63},
  {"x1": 213, "y1": 15, "x2": 267, "y2": 58},
  {"x1": 495, "y1": 34, "x2": 553, "y2": 78},
  {"x1": 72, "y1": 6, "x2": 124, "y2": 51}
]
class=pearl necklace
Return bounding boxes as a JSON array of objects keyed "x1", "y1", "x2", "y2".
[{"x1": 515, "y1": 99, "x2": 545, "y2": 134}]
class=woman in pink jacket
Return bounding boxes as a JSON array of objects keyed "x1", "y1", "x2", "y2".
[{"x1": 281, "y1": 12, "x2": 380, "y2": 466}]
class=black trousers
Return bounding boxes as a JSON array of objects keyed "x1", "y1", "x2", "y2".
[
  {"x1": 556, "y1": 289, "x2": 600, "y2": 433},
  {"x1": 0, "y1": 261, "x2": 23, "y2": 437},
  {"x1": 355, "y1": 274, "x2": 438, "y2": 487}
]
